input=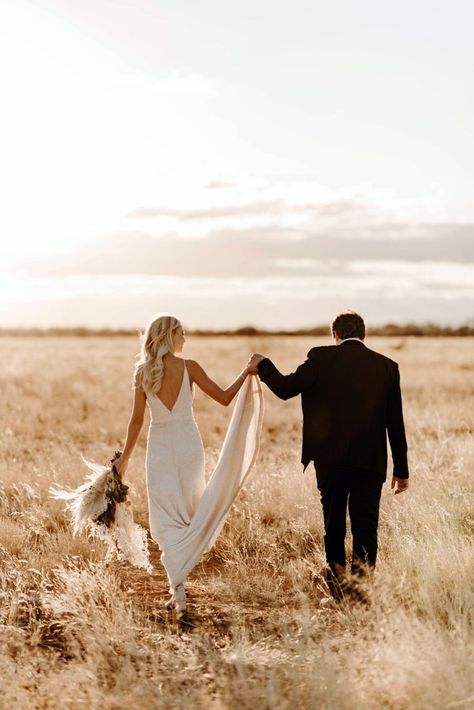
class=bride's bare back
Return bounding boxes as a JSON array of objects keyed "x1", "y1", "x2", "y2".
[{"x1": 157, "y1": 354, "x2": 186, "y2": 412}]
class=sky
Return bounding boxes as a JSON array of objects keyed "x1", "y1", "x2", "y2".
[{"x1": 1, "y1": 0, "x2": 473, "y2": 329}]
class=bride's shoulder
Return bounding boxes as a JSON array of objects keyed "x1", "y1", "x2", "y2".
[
  {"x1": 184, "y1": 359, "x2": 207, "y2": 384},
  {"x1": 185, "y1": 359, "x2": 200, "y2": 374}
]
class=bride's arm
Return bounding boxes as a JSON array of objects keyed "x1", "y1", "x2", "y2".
[
  {"x1": 115, "y1": 373, "x2": 147, "y2": 478},
  {"x1": 187, "y1": 360, "x2": 250, "y2": 406}
]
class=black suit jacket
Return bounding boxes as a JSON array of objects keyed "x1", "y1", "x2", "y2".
[{"x1": 257, "y1": 340, "x2": 409, "y2": 480}]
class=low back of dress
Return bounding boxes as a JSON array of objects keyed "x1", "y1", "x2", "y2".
[{"x1": 146, "y1": 363, "x2": 194, "y2": 425}]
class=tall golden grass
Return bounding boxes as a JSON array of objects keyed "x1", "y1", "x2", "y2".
[{"x1": 1, "y1": 336, "x2": 473, "y2": 709}]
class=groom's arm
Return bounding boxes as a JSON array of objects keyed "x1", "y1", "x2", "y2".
[
  {"x1": 387, "y1": 363, "x2": 409, "y2": 479},
  {"x1": 256, "y1": 355, "x2": 317, "y2": 400}
]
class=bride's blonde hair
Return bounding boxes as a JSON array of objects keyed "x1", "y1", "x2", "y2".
[{"x1": 134, "y1": 313, "x2": 182, "y2": 395}]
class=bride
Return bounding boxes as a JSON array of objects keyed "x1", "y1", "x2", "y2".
[{"x1": 115, "y1": 314, "x2": 263, "y2": 614}]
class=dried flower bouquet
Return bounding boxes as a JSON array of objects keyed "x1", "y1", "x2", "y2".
[{"x1": 50, "y1": 451, "x2": 153, "y2": 572}]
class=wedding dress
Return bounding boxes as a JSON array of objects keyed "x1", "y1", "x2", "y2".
[{"x1": 145, "y1": 361, "x2": 263, "y2": 602}]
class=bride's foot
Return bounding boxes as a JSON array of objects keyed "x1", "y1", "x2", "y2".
[
  {"x1": 174, "y1": 583, "x2": 187, "y2": 614},
  {"x1": 165, "y1": 583, "x2": 187, "y2": 614}
]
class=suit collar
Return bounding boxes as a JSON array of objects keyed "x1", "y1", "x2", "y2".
[{"x1": 340, "y1": 338, "x2": 365, "y2": 346}]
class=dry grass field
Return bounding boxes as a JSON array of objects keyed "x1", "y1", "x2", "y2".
[{"x1": 1, "y1": 335, "x2": 473, "y2": 709}]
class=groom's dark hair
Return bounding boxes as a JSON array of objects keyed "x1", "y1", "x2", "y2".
[{"x1": 331, "y1": 311, "x2": 365, "y2": 340}]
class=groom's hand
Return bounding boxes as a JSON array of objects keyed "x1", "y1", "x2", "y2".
[
  {"x1": 391, "y1": 477, "x2": 409, "y2": 495},
  {"x1": 247, "y1": 353, "x2": 265, "y2": 374}
]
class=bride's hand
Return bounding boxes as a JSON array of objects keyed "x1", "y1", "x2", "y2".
[
  {"x1": 114, "y1": 455, "x2": 129, "y2": 479},
  {"x1": 247, "y1": 353, "x2": 264, "y2": 374}
]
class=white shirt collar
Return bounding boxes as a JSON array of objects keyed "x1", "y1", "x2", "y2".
[{"x1": 340, "y1": 337, "x2": 365, "y2": 345}]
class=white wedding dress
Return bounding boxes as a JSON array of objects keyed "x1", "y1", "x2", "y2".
[{"x1": 145, "y1": 361, "x2": 263, "y2": 594}]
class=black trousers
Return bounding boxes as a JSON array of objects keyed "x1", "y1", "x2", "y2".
[{"x1": 315, "y1": 464, "x2": 384, "y2": 583}]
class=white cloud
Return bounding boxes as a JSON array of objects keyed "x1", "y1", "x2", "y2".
[
  {"x1": 347, "y1": 260, "x2": 474, "y2": 287},
  {"x1": 3, "y1": 260, "x2": 473, "y2": 328}
]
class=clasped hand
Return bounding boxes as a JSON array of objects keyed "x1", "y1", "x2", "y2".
[{"x1": 247, "y1": 353, "x2": 265, "y2": 374}]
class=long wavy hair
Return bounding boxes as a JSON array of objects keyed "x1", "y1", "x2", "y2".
[{"x1": 134, "y1": 314, "x2": 182, "y2": 395}]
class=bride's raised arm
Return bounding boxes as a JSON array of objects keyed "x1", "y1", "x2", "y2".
[{"x1": 186, "y1": 360, "x2": 249, "y2": 407}]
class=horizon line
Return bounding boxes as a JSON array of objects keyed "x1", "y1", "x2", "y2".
[{"x1": 1, "y1": 321, "x2": 473, "y2": 338}]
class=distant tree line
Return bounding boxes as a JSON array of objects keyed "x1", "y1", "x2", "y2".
[{"x1": 1, "y1": 322, "x2": 473, "y2": 337}]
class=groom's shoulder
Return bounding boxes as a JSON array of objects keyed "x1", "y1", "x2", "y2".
[
  {"x1": 307, "y1": 344, "x2": 338, "y2": 359},
  {"x1": 365, "y1": 345, "x2": 399, "y2": 370},
  {"x1": 307, "y1": 343, "x2": 399, "y2": 369}
]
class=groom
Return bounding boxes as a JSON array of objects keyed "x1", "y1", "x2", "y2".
[{"x1": 248, "y1": 311, "x2": 409, "y2": 601}]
